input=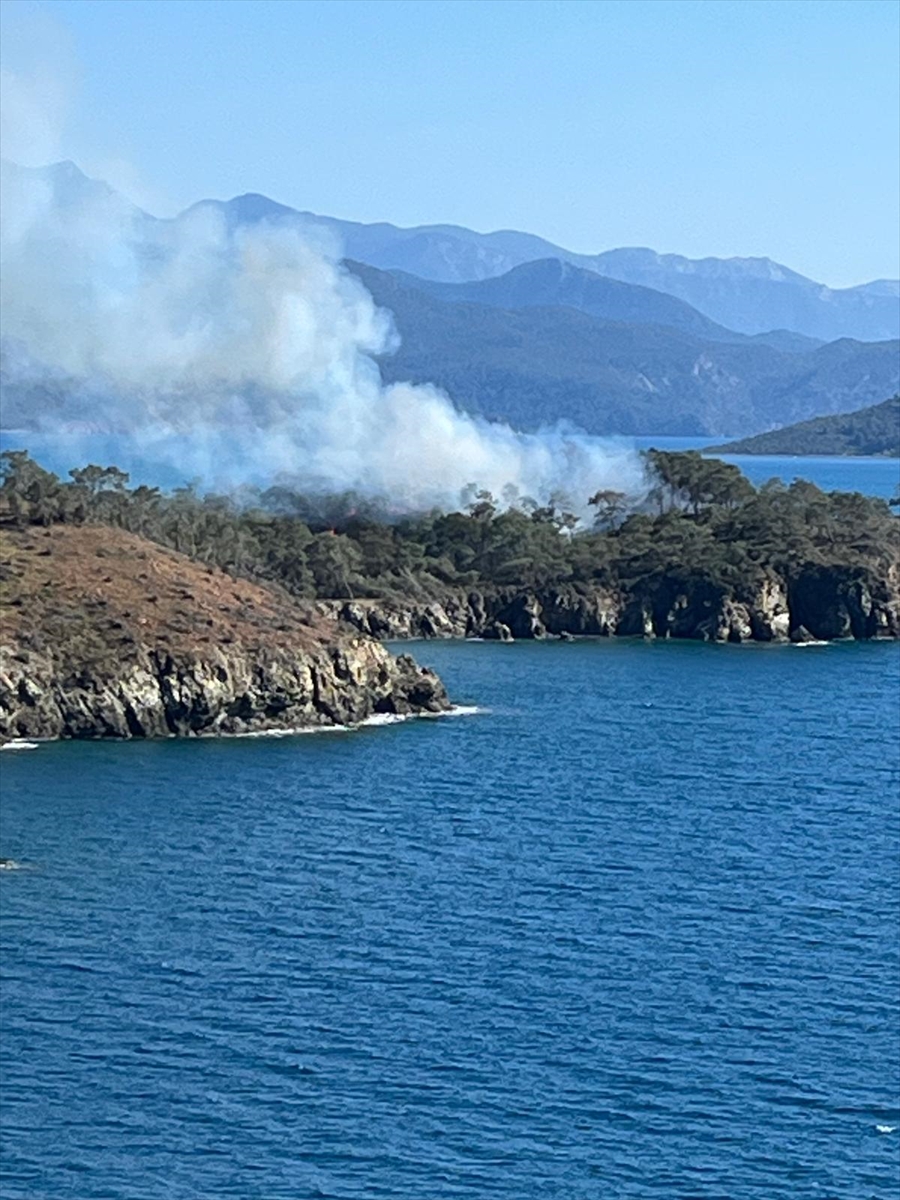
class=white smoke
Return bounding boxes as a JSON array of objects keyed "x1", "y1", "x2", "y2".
[{"x1": 0, "y1": 157, "x2": 642, "y2": 510}]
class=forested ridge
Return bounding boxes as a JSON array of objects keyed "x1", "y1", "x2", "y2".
[
  {"x1": 710, "y1": 395, "x2": 900, "y2": 458},
  {"x1": 2, "y1": 451, "x2": 897, "y2": 633}
]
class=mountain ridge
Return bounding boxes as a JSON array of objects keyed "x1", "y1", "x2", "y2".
[
  {"x1": 348, "y1": 260, "x2": 899, "y2": 438},
  {"x1": 7, "y1": 159, "x2": 896, "y2": 341},
  {"x1": 193, "y1": 188, "x2": 900, "y2": 342},
  {"x1": 2, "y1": 160, "x2": 898, "y2": 441}
]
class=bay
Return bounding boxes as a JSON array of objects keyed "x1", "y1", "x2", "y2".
[
  {"x1": 2, "y1": 638, "x2": 899, "y2": 1198},
  {"x1": 631, "y1": 435, "x2": 900, "y2": 500}
]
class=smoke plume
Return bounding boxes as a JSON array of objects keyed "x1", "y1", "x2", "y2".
[{"x1": 0, "y1": 155, "x2": 642, "y2": 509}]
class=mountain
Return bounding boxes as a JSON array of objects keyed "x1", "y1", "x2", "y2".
[
  {"x1": 8, "y1": 161, "x2": 899, "y2": 342},
  {"x1": 349, "y1": 262, "x2": 900, "y2": 438},
  {"x1": 3, "y1": 161, "x2": 898, "y2": 440},
  {"x1": 585, "y1": 249, "x2": 900, "y2": 344},
  {"x1": 198, "y1": 191, "x2": 900, "y2": 343},
  {"x1": 381, "y1": 259, "x2": 828, "y2": 352},
  {"x1": 384, "y1": 259, "x2": 744, "y2": 343},
  {"x1": 0, "y1": 158, "x2": 147, "y2": 222},
  {"x1": 708, "y1": 396, "x2": 900, "y2": 457}
]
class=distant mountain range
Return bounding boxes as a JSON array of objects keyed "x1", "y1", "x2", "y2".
[
  {"x1": 197, "y1": 190, "x2": 900, "y2": 343},
  {"x1": 2, "y1": 160, "x2": 899, "y2": 440},
  {"x1": 709, "y1": 396, "x2": 900, "y2": 458},
  {"x1": 348, "y1": 261, "x2": 899, "y2": 437},
  {"x1": 380, "y1": 258, "x2": 827, "y2": 353}
]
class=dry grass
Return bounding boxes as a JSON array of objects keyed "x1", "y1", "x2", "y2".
[{"x1": 0, "y1": 523, "x2": 333, "y2": 665}]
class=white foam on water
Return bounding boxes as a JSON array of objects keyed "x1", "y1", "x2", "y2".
[
  {"x1": 226, "y1": 724, "x2": 351, "y2": 739},
  {"x1": 358, "y1": 712, "x2": 413, "y2": 728},
  {"x1": 0, "y1": 707, "x2": 489, "y2": 750},
  {"x1": 793, "y1": 641, "x2": 830, "y2": 648},
  {"x1": 876, "y1": 1125, "x2": 897, "y2": 1134},
  {"x1": 357, "y1": 705, "x2": 486, "y2": 729}
]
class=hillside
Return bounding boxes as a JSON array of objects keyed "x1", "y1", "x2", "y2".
[
  {"x1": 386, "y1": 259, "x2": 745, "y2": 343},
  {"x1": 349, "y1": 262, "x2": 900, "y2": 438},
  {"x1": 709, "y1": 396, "x2": 900, "y2": 457},
  {"x1": 585, "y1": 249, "x2": 900, "y2": 343},
  {"x1": 0, "y1": 523, "x2": 448, "y2": 740},
  {"x1": 385, "y1": 259, "x2": 828, "y2": 352}
]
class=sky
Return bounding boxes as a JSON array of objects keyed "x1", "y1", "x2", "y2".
[{"x1": 0, "y1": 0, "x2": 898, "y2": 287}]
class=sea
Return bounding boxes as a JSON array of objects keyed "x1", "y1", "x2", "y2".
[
  {"x1": 1, "y1": 451, "x2": 899, "y2": 1198},
  {"x1": 2, "y1": 642, "x2": 899, "y2": 1199}
]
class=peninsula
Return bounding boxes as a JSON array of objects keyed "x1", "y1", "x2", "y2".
[
  {"x1": 0, "y1": 522, "x2": 449, "y2": 742},
  {"x1": 709, "y1": 396, "x2": 900, "y2": 457},
  {"x1": 1, "y1": 450, "x2": 897, "y2": 699}
]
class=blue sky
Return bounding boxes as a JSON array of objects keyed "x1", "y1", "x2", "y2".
[{"x1": 1, "y1": 0, "x2": 898, "y2": 286}]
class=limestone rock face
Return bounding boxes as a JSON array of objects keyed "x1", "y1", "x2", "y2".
[
  {"x1": 789, "y1": 565, "x2": 900, "y2": 641},
  {"x1": 316, "y1": 565, "x2": 897, "y2": 646},
  {"x1": 317, "y1": 598, "x2": 471, "y2": 640},
  {"x1": 539, "y1": 587, "x2": 620, "y2": 636},
  {"x1": 749, "y1": 577, "x2": 791, "y2": 642},
  {"x1": 0, "y1": 637, "x2": 448, "y2": 741}
]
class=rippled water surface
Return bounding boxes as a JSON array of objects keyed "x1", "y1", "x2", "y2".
[{"x1": 2, "y1": 640, "x2": 899, "y2": 1199}]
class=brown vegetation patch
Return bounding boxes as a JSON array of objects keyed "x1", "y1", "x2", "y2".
[{"x1": 0, "y1": 524, "x2": 333, "y2": 669}]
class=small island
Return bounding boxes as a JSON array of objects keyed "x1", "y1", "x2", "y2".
[{"x1": 708, "y1": 395, "x2": 900, "y2": 457}]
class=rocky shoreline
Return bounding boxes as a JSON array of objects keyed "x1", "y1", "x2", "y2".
[
  {"x1": 0, "y1": 525, "x2": 449, "y2": 743},
  {"x1": 2, "y1": 521, "x2": 897, "y2": 743},
  {"x1": 0, "y1": 638, "x2": 449, "y2": 743},
  {"x1": 317, "y1": 566, "x2": 900, "y2": 645}
]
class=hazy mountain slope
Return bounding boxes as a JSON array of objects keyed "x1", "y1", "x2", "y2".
[
  {"x1": 385, "y1": 259, "x2": 745, "y2": 343},
  {"x1": 0, "y1": 158, "x2": 146, "y2": 219},
  {"x1": 384, "y1": 260, "x2": 830, "y2": 353},
  {"x1": 709, "y1": 396, "x2": 900, "y2": 457},
  {"x1": 193, "y1": 189, "x2": 898, "y2": 343},
  {"x1": 3, "y1": 162, "x2": 897, "y2": 441},
  {"x1": 587, "y1": 248, "x2": 900, "y2": 343},
  {"x1": 349, "y1": 262, "x2": 900, "y2": 438},
  {"x1": 12, "y1": 161, "x2": 897, "y2": 342}
]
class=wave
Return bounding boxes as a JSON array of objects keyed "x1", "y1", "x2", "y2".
[
  {"x1": 225, "y1": 704, "x2": 486, "y2": 739},
  {"x1": 224, "y1": 724, "x2": 351, "y2": 739},
  {"x1": 360, "y1": 705, "x2": 486, "y2": 728}
]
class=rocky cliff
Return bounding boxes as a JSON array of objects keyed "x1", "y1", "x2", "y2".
[
  {"x1": 318, "y1": 566, "x2": 900, "y2": 645},
  {"x1": 0, "y1": 526, "x2": 448, "y2": 741}
]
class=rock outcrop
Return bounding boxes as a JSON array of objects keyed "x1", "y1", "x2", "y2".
[
  {"x1": 316, "y1": 568, "x2": 898, "y2": 646},
  {"x1": 0, "y1": 526, "x2": 449, "y2": 741},
  {"x1": 1, "y1": 639, "x2": 448, "y2": 741}
]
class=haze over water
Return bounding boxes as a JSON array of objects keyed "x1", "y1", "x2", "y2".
[
  {"x1": 2, "y1": 434, "x2": 898, "y2": 503},
  {"x1": 2, "y1": 638, "x2": 898, "y2": 1199}
]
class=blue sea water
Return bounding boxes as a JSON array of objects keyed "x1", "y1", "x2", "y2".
[
  {"x1": 631, "y1": 436, "x2": 900, "y2": 501},
  {"x1": 2, "y1": 639, "x2": 899, "y2": 1199}
]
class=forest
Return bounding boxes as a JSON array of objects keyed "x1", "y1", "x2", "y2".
[{"x1": 1, "y1": 449, "x2": 897, "y2": 609}]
